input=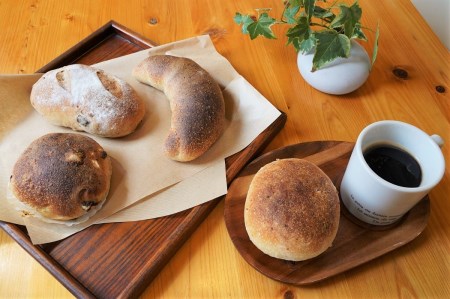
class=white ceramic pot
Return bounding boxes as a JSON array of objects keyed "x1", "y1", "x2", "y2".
[{"x1": 297, "y1": 40, "x2": 371, "y2": 95}]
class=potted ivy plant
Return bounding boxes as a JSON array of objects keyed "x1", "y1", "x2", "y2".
[{"x1": 234, "y1": 0, "x2": 379, "y2": 95}]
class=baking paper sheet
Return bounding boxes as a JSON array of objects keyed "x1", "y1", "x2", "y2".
[{"x1": 0, "y1": 35, "x2": 280, "y2": 244}]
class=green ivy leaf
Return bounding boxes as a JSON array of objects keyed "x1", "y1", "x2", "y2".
[
  {"x1": 313, "y1": 6, "x2": 335, "y2": 23},
  {"x1": 286, "y1": 16, "x2": 311, "y2": 51},
  {"x1": 313, "y1": 6, "x2": 330, "y2": 17},
  {"x1": 233, "y1": 12, "x2": 255, "y2": 34},
  {"x1": 330, "y1": 1, "x2": 362, "y2": 38},
  {"x1": 371, "y1": 22, "x2": 380, "y2": 68},
  {"x1": 300, "y1": 35, "x2": 317, "y2": 53},
  {"x1": 233, "y1": 12, "x2": 243, "y2": 24},
  {"x1": 284, "y1": 5, "x2": 300, "y2": 24},
  {"x1": 312, "y1": 30, "x2": 351, "y2": 71},
  {"x1": 352, "y1": 24, "x2": 367, "y2": 40},
  {"x1": 304, "y1": 0, "x2": 315, "y2": 20},
  {"x1": 290, "y1": 0, "x2": 303, "y2": 7},
  {"x1": 247, "y1": 13, "x2": 277, "y2": 39}
]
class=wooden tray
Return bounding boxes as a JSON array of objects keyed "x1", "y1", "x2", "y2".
[
  {"x1": 224, "y1": 141, "x2": 430, "y2": 285},
  {"x1": 0, "y1": 21, "x2": 286, "y2": 298}
]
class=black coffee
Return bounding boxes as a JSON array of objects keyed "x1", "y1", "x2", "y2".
[{"x1": 363, "y1": 145, "x2": 422, "y2": 188}]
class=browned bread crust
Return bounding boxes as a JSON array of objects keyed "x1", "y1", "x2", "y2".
[
  {"x1": 132, "y1": 55, "x2": 225, "y2": 161},
  {"x1": 10, "y1": 133, "x2": 112, "y2": 220},
  {"x1": 31, "y1": 64, "x2": 145, "y2": 138},
  {"x1": 244, "y1": 158, "x2": 340, "y2": 261}
]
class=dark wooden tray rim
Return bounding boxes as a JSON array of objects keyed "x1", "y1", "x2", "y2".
[{"x1": 0, "y1": 21, "x2": 287, "y2": 299}]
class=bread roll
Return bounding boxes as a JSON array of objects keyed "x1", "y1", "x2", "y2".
[
  {"x1": 9, "y1": 133, "x2": 112, "y2": 220},
  {"x1": 31, "y1": 64, "x2": 145, "y2": 138},
  {"x1": 244, "y1": 158, "x2": 340, "y2": 261},
  {"x1": 132, "y1": 55, "x2": 225, "y2": 161}
]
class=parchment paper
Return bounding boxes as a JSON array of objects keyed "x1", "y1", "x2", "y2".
[{"x1": 0, "y1": 35, "x2": 280, "y2": 244}]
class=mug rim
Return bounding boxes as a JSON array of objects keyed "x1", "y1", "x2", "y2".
[{"x1": 356, "y1": 120, "x2": 445, "y2": 193}]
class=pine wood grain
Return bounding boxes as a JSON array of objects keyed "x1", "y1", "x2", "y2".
[{"x1": 1, "y1": 0, "x2": 449, "y2": 298}]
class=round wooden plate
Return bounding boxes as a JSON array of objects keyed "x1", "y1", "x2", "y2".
[{"x1": 224, "y1": 141, "x2": 430, "y2": 285}]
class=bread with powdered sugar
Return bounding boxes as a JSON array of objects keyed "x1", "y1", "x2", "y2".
[{"x1": 31, "y1": 64, "x2": 145, "y2": 138}]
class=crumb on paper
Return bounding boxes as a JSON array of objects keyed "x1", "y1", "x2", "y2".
[{"x1": 21, "y1": 210, "x2": 34, "y2": 217}]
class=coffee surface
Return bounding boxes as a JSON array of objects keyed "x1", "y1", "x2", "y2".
[{"x1": 364, "y1": 145, "x2": 422, "y2": 188}]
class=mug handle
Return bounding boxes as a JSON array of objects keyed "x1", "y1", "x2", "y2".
[{"x1": 431, "y1": 134, "x2": 444, "y2": 147}]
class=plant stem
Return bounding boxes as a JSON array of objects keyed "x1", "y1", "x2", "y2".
[
  {"x1": 280, "y1": 1, "x2": 289, "y2": 22},
  {"x1": 310, "y1": 22, "x2": 330, "y2": 29}
]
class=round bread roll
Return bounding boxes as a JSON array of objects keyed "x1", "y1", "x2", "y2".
[
  {"x1": 9, "y1": 133, "x2": 112, "y2": 220},
  {"x1": 31, "y1": 64, "x2": 145, "y2": 138},
  {"x1": 244, "y1": 158, "x2": 340, "y2": 261},
  {"x1": 132, "y1": 55, "x2": 225, "y2": 162}
]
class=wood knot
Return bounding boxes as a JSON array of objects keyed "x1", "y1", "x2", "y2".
[
  {"x1": 393, "y1": 67, "x2": 408, "y2": 79},
  {"x1": 435, "y1": 85, "x2": 446, "y2": 93},
  {"x1": 148, "y1": 17, "x2": 158, "y2": 25},
  {"x1": 284, "y1": 290, "x2": 295, "y2": 299},
  {"x1": 65, "y1": 13, "x2": 74, "y2": 21}
]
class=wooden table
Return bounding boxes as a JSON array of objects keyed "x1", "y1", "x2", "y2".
[{"x1": 0, "y1": 0, "x2": 448, "y2": 298}]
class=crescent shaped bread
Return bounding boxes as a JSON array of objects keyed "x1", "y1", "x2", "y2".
[
  {"x1": 132, "y1": 55, "x2": 225, "y2": 162},
  {"x1": 30, "y1": 64, "x2": 145, "y2": 138},
  {"x1": 9, "y1": 133, "x2": 112, "y2": 220},
  {"x1": 244, "y1": 158, "x2": 340, "y2": 261}
]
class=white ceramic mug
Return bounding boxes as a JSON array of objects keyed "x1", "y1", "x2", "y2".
[{"x1": 340, "y1": 120, "x2": 445, "y2": 226}]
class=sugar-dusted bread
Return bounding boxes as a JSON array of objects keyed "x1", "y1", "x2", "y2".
[
  {"x1": 132, "y1": 55, "x2": 225, "y2": 162},
  {"x1": 31, "y1": 64, "x2": 145, "y2": 138},
  {"x1": 244, "y1": 158, "x2": 340, "y2": 261},
  {"x1": 9, "y1": 133, "x2": 112, "y2": 220}
]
